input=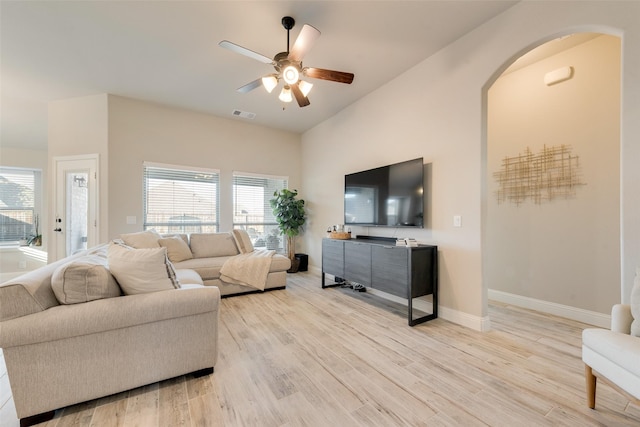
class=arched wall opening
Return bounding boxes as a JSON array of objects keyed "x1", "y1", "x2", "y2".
[{"x1": 482, "y1": 31, "x2": 622, "y2": 327}]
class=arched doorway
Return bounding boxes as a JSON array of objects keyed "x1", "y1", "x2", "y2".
[{"x1": 483, "y1": 33, "x2": 621, "y2": 327}]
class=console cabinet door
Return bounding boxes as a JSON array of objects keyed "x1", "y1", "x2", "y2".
[
  {"x1": 371, "y1": 245, "x2": 409, "y2": 298},
  {"x1": 322, "y1": 239, "x2": 344, "y2": 277},
  {"x1": 344, "y1": 241, "x2": 372, "y2": 285}
]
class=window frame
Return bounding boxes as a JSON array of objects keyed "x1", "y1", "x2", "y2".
[
  {"x1": 232, "y1": 171, "x2": 288, "y2": 253},
  {"x1": 0, "y1": 167, "x2": 42, "y2": 245}
]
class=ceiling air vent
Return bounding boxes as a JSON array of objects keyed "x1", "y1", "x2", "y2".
[{"x1": 232, "y1": 109, "x2": 256, "y2": 120}]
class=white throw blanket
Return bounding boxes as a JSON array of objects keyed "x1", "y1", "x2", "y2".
[{"x1": 220, "y1": 250, "x2": 275, "y2": 291}]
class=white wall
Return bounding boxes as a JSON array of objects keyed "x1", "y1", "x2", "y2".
[
  {"x1": 48, "y1": 95, "x2": 303, "y2": 255},
  {"x1": 487, "y1": 35, "x2": 620, "y2": 315},
  {"x1": 48, "y1": 94, "x2": 110, "y2": 259},
  {"x1": 301, "y1": 1, "x2": 640, "y2": 329},
  {"x1": 106, "y1": 96, "x2": 302, "y2": 241}
]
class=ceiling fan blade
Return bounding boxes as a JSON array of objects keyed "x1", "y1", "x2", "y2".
[
  {"x1": 291, "y1": 83, "x2": 310, "y2": 107},
  {"x1": 219, "y1": 40, "x2": 273, "y2": 64},
  {"x1": 288, "y1": 24, "x2": 321, "y2": 62},
  {"x1": 237, "y1": 78, "x2": 262, "y2": 94},
  {"x1": 305, "y1": 67, "x2": 354, "y2": 84}
]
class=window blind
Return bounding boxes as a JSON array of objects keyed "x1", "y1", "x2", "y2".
[
  {"x1": 143, "y1": 164, "x2": 219, "y2": 234},
  {"x1": 0, "y1": 167, "x2": 41, "y2": 242},
  {"x1": 232, "y1": 172, "x2": 287, "y2": 251}
]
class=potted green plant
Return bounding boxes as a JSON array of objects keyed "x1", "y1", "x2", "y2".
[
  {"x1": 270, "y1": 189, "x2": 306, "y2": 273},
  {"x1": 27, "y1": 214, "x2": 42, "y2": 246}
]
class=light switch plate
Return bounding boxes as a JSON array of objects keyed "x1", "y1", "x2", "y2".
[
  {"x1": 453, "y1": 215, "x2": 462, "y2": 227},
  {"x1": 126, "y1": 216, "x2": 137, "y2": 225}
]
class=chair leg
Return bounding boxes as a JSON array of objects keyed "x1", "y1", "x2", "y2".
[{"x1": 585, "y1": 364, "x2": 597, "y2": 409}]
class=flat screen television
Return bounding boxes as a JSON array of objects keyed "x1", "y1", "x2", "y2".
[{"x1": 344, "y1": 158, "x2": 424, "y2": 228}]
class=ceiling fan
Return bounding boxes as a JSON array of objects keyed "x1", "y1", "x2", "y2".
[{"x1": 219, "y1": 16, "x2": 354, "y2": 108}]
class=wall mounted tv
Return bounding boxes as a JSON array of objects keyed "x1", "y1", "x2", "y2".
[{"x1": 344, "y1": 157, "x2": 424, "y2": 228}]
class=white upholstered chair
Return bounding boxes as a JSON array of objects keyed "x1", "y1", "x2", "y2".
[{"x1": 582, "y1": 304, "x2": 640, "y2": 409}]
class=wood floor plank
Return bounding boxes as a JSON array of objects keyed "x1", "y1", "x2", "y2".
[
  {"x1": 1, "y1": 272, "x2": 640, "y2": 426},
  {"x1": 158, "y1": 377, "x2": 190, "y2": 427},
  {"x1": 123, "y1": 383, "x2": 159, "y2": 427},
  {"x1": 90, "y1": 398, "x2": 127, "y2": 427}
]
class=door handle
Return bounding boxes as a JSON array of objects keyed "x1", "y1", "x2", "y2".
[{"x1": 54, "y1": 228, "x2": 62, "y2": 232}]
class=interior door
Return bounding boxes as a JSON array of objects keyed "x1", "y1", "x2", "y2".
[{"x1": 53, "y1": 155, "x2": 98, "y2": 261}]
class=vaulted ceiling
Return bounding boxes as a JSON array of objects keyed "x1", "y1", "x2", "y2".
[{"x1": 1, "y1": 1, "x2": 519, "y2": 151}]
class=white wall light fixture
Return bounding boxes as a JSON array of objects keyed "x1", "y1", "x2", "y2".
[{"x1": 544, "y1": 66, "x2": 574, "y2": 86}]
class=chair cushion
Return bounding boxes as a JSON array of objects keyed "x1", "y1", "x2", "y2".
[
  {"x1": 51, "y1": 255, "x2": 122, "y2": 304},
  {"x1": 158, "y1": 235, "x2": 193, "y2": 263},
  {"x1": 107, "y1": 242, "x2": 180, "y2": 295},
  {"x1": 583, "y1": 328, "x2": 640, "y2": 379}
]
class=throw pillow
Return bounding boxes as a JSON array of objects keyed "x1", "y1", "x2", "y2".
[
  {"x1": 232, "y1": 229, "x2": 254, "y2": 254},
  {"x1": 107, "y1": 242, "x2": 180, "y2": 295},
  {"x1": 631, "y1": 268, "x2": 640, "y2": 336},
  {"x1": 120, "y1": 229, "x2": 161, "y2": 249},
  {"x1": 51, "y1": 255, "x2": 122, "y2": 304},
  {"x1": 158, "y1": 235, "x2": 194, "y2": 263}
]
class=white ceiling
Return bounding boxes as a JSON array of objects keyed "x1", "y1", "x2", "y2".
[{"x1": 1, "y1": 1, "x2": 519, "y2": 151}]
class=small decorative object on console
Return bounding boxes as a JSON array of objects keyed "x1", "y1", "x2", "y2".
[
  {"x1": 328, "y1": 224, "x2": 351, "y2": 240},
  {"x1": 404, "y1": 238, "x2": 418, "y2": 247}
]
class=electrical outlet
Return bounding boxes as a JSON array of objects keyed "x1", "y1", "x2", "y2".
[
  {"x1": 126, "y1": 216, "x2": 137, "y2": 225},
  {"x1": 453, "y1": 215, "x2": 462, "y2": 227}
]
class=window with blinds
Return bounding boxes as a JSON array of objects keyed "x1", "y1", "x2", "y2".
[
  {"x1": 0, "y1": 167, "x2": 42, "y2": 243},
  {"x1": 232, "y1": 172, "x2": 287, "y2": 252},
  {"x1": 143, "y1": 163, "x2": 219, "y2": 234}
]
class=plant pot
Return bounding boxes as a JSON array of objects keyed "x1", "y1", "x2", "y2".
[{"x1": 287, "y1": 258, "x2": 300, "y2": 273}]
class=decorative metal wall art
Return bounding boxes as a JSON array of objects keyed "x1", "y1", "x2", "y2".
[{"x1": 494, "y1": 144, "x2": 585, "y2": 205}]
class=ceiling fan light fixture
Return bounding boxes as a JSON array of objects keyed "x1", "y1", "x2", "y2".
[
  {"x1": 282, "y1": 65, "x2": 300, "y2": 85},
  {"x1": 298, "y1": 80, "x2": 313, "y2": 97},
  {"x1": 279, "y1": 86, "x2": 293, "y2": 103},
  {"x1": 261, "y1": 75, "x2": 278, "y2": 93}
]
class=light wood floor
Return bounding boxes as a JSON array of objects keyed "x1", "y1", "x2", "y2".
[{"x1": 2, "y1": 272, "x2": 640, "y2": 426}]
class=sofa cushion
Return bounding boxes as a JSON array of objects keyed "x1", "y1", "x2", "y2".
[
  {"x1": 161, "y1": 233, "x2": 189, "y2": 245},
  {"x1": 107, "y1": 242, "x2": 180, "y2": 295},
  {"x1": 270, "y1": 254, "x2": 292, "y2": 272},
  {"x1": 631, "y1": 268, "x2": 640, "y2": 336},
  {"x1": 232, "y1": 229, "x2": 254, "y2": 254},
  {"x1": 120, "y1": 229, "x2": 161, "y2": 249},
  {"x1": 173, "y1": 256, "x2": 232, "y2": 281},
  {"x1": 51, "y1": 255, "x2": 122, "y2": 304},
  {"x1": 173, "y1": 253, "x2": 291, "y2": 282},
  {"x1": 158, "y1": 235, "x2": 193, "y2": 263},
  {"x1": 190, "y1": 232, "x2": 239, "y2": 258},
  {"x1": 0, "y1": 246, "x2": 104, "y2": 322},
  {"x1": 175, "y1": 269, "x2": 204, "y2": 286}
]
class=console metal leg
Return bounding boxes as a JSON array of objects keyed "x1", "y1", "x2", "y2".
[{"x1": 408, "y1": 280, "x2": 438, "y2": 327}]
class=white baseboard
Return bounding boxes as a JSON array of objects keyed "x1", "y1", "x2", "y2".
[
  {"x1": 311, "y1": 269, "x2": 490, "y2": 332},
  {"x1": 488, "y1": 289, "x2": 610, "y2": 328},
  {"x1": 366, "y1": 288, "x2": 490, "y2": 331}
]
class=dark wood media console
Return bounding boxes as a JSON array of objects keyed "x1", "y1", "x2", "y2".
[{"x1": 321, "y1": 236, "x2": 438, "y2": 326}]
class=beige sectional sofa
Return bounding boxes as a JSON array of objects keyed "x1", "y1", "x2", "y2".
[
  {"x1": 124, "y1": 230, "x2": 292, "y2": 296},
  {"x1": 0, "y1": 230, "x2": 290, "y2": 426},
  {"x1": 0, "y1": 244, "x2": 220, "y2": 427}
]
